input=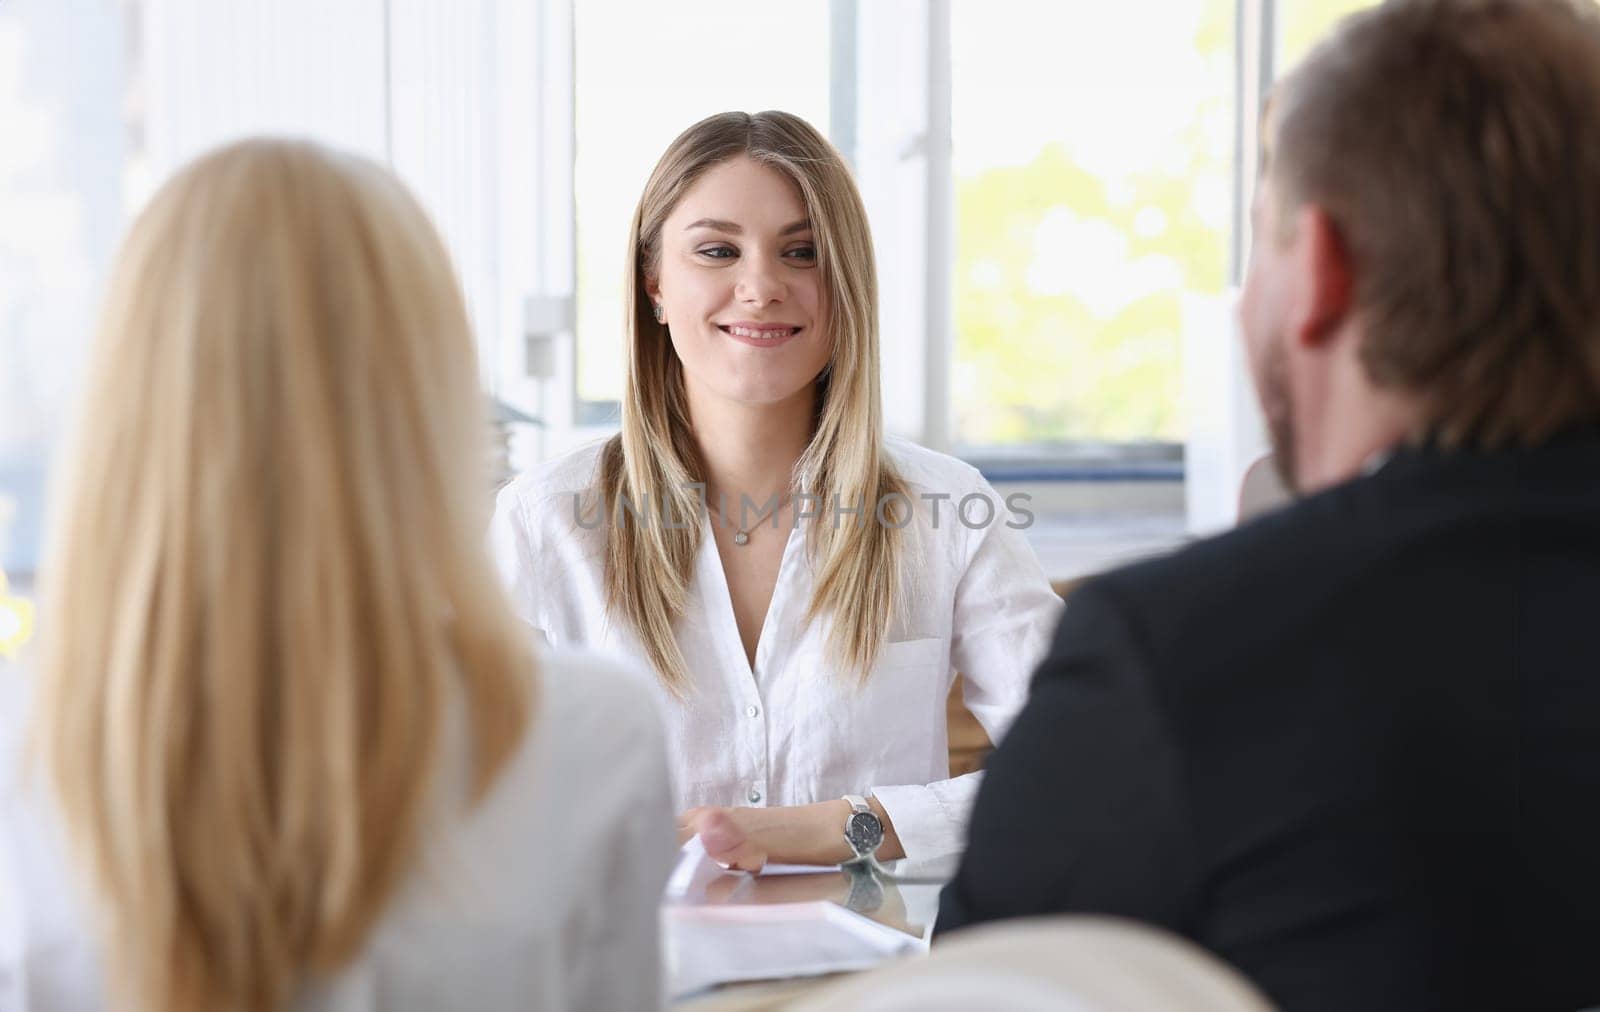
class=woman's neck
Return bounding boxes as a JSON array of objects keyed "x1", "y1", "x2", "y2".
[{"x1": 686, "y1": 383, "x2": 816, "y2": 501}]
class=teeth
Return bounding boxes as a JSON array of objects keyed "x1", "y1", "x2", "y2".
[{"x1": 727, "y1": 326, "x2": 794, "y2": 339}]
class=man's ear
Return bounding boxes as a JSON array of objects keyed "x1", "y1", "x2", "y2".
[{"x1": 1292, "y1": 205, "x2": 1354, "y2": 349}]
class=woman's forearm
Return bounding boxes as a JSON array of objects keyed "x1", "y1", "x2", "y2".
[{"x1": 682, "y1": 796, "x2": 907, "y2": 868}]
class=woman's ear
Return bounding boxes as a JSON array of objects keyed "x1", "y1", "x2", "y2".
[{"x1": 644, "y1": 274, "x2": 662, "y2": 304}]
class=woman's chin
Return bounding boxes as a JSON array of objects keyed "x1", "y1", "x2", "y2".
[{"x1": 693, "y1": 375, "x2": 820, "y2": 411}]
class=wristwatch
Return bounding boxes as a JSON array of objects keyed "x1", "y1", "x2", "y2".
[{"x1": 842, "y1": 793, "x2": 884, "y2": 863}]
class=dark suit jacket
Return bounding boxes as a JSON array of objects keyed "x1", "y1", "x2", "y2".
[{"x1": 937, "y1": 430, "x2": 1600, "y2": 1012}]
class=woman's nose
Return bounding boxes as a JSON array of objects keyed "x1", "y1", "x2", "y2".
[{"x1": 735, "y1": 257, "x2": 787, "y2": 306}]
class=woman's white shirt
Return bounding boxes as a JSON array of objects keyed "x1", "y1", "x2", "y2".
[
  {"x1": 488, "y1": 436, "x2": 1065, "y2": 861},
  {"x1": 0, "y1": 648, "x2": 676, "y2": 1012}
]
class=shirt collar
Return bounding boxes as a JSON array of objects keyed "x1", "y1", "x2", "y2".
[{"x1": 1360, "y1": 444, "x2": 1398, "y2": 477}]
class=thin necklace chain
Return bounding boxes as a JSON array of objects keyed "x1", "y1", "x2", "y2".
[{"x1": 725, "y1": 491, "x2": 792, "y2": 545}]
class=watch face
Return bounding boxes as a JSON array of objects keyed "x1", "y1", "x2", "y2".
[{"x1": 845, "y1": 811, "x2": 884, "y2": 854}]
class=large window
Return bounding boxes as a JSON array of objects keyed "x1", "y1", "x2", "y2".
[
  {"x1": 950, "y1": 0, "x2": 1233, "y2": 452},
  {"x1": 1, "y1": 0, "x2": 1398, "y2": 585},
  {"x1": 572, "y1": 1, "x2": 831, "y2": 412},
  {"x1": 562, "y1": 0, "x2": 1385, "y2": 454}
]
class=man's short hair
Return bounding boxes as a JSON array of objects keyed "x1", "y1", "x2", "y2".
[{"x1": 1272, "y1": 0, "x2": 1600, "y2": 448}]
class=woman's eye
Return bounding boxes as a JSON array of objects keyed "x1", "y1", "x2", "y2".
[
  {"x1": 696, "y1": 245, "x2": 737, "y2": 260},
  {"x1": 786, "y1": 245, "x2": 818, "y2": 263}
]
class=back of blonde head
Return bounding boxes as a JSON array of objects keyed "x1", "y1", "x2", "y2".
[{"x1": 33, "y1": 139, "x2": 533, "y2": 1011}]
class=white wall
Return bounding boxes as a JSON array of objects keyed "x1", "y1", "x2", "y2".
[
  {"x1": 140, "y1": 0, "x2": 541, "y2": 393},
  {"x1": 0, "y1": 0, "x2": 125, "y2": 573}
]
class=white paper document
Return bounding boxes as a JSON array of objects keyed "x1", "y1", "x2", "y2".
[
  {"x1": 663, "y1": 838, "x2": 927, "y2": 999},
  {"x1": 664, "y1": 901, "x2": 922, "y2": 1000}
]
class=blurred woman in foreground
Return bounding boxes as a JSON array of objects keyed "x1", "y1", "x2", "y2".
[{"x1": 0, "y1": 139, "x2": 673, "y2": 1012}]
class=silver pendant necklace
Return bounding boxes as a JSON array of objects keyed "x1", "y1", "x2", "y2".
[{"x1": 731, "y1": 495, "x2": 789, "y2": 546}]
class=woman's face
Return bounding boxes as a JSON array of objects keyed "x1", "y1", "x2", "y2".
[{"x1": 647, "y1": 155, "x2": 831, "y2": 411}]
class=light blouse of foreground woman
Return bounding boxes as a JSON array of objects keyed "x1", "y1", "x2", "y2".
[
  {"x1": 2, "y1": 139, "x2": 674, "y2": 1012},
  {"x1": 491, "y1": 110, "x2": 1064, "y2": 870}
]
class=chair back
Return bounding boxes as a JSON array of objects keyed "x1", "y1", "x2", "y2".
[
  {"x1": 790, "y1": 916, "x2": 1276, "y2": 1012},
  {"x1": 1238, "y1": 455, "x2": 1291, "y2": 523}
]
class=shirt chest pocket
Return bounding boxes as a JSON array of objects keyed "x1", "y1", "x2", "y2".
[
  {"x1": 786, "y1": 636, "x2": 951, "y2": 788},
  {"x1": 791, "y1": 637, "x2": 949, "y2": 748},
  {"x1": 872, "y1": 637, "x2": 948, "y2": 677},
  {"x1": 862, "y1": 637, "x2": 950, "y2": 735}
]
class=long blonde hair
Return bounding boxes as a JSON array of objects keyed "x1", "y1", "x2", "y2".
[
  {"x1": 603, "y1": 110, "x2": 907, "y2": 692},
  {"x1": 33, "y1": 139, "x2": 533, "y2": 1012}
]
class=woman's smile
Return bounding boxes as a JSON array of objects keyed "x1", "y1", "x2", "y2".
[{"x1": 718, "y1": 321, "x2": 804, "y2": 346}]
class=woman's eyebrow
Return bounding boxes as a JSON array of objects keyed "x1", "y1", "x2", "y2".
[
  {"x1": 682, "y1": 218, "x2": 812, "y2": 235},
  {"x1": 685, "y1": 217, "x2": 742, "y2": 233}
]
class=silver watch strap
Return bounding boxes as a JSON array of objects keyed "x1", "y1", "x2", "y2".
[{"x1": 843, "y1": 793, "x2": 871, "y2": 814}]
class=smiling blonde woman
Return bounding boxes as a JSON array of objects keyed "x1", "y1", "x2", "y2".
[
  {"x1": 491, "y1": 111, "x2": 1063, "y2": 871},
  {"x1": 0, "y1": 139, "x2": 674, "y2": 1012}
]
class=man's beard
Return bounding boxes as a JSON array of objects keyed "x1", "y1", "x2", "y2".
[{"x1": 1258, "y1": 335, "x2": 1299, "y2": 494}]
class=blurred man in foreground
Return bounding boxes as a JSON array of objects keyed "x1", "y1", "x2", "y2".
[{"x1": 938, "y1": 2, "x2": 1600, "y2": 1010}]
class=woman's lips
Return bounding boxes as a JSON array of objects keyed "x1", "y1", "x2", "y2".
[{"x1": 718, "y1": 323, "x2": 802, "y2": 346}]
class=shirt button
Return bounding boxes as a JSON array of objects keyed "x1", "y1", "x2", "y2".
[
  {"x1": 746, "y1": 704, "x2": 760, "y2": 718},
  {"x1": 748, "y1": 788, "x2": 762, "y2": 804}
]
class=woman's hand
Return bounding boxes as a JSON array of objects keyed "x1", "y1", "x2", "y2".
[{"x1": 677, "y1": 797, "x2": 905, "y2": 870}]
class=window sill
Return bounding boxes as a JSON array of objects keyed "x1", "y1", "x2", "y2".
[
  {"x1": 973, "y1": 461, "x2": 1184, "y2": 483},
  {"x1": 959, "y1": 441, "x2": 1184, "y2": 484}
]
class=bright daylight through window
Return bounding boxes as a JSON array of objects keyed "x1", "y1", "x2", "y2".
[{"x1": 951, "y1": 0, "x2": 1232, "y2": 451}]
